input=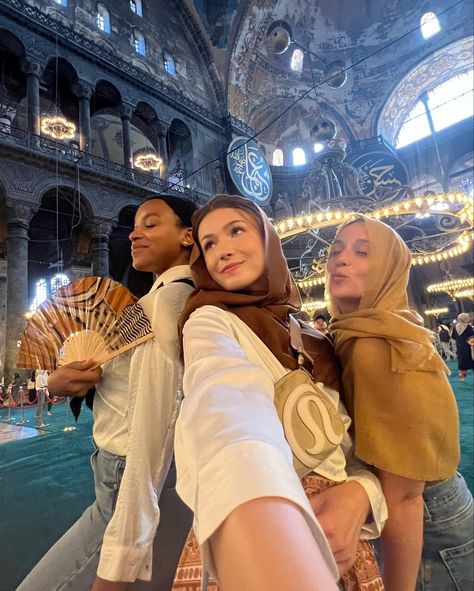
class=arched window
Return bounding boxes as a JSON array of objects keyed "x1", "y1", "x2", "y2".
[
  {"x1": 96, "y1": 3, "x2": 111, "y2": 33},
  {"x1": 396, "y1": 101, "x2": 431, "y2": 148},
  {"x1": 164, "y1": 51, "x2": 176, "y2": 76},
  {"x1": 428, "y1": 70, "x2": 473, "y2": 131},
  {"x1": 54, "y1": 0, "x2": 67, "y2": 6},
  {"x1": 395, "y1": 70, "x2": 473, "y2": 148},
  {"x1": 272, "y1": 148, "x2": 284, "y2": 166},
  {"x1": 30, "y1": 279, "x2": 48, "y2": 312},
  {"x1": 51, "y1": 273, "x2": 70, "y2": 293},
  {"x1": 292, "y1": 147, "x2": 306, "y2": 166},
  {"x1": 130, "y1": 0, "x2": 143, "y2": 17},
  {"x1": 30, "y1": 274, "x2": 71, "y2": 312},
  {"x1": 290, "y1": 48, "x2": 304, "y2": 73},
  {"x1": 313, "y1": 142, "x2": 324, "y2": 153},
  {"x1": 420, "y1": 12, "x2": 441, "y2": 39},
  {"x1": 132, "y1": 29, "x2": 146, "y2": 56}
]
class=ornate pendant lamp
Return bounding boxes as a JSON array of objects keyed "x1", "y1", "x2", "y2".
[
  {"x1": 41, "y1": 116, "x2": 76, "y2": 140},
  {"x1": 134, "y1": 152, "x2": 163, "y2": 171}
]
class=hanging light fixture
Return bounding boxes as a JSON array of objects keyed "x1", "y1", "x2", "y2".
[
  {"x1": 134, "y1": 152, "x2": 163, "y2": 172},
  {"x1": 41, "y1": 116, "x2": 76, "y2": 140}
]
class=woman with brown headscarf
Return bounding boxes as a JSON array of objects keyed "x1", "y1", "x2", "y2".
[
  {"x1": 173, "y1": 195, "x2": 387, "y2": 591},
  {"x1": 326, "y1": 216, "x2": 472, "y2": 591}
]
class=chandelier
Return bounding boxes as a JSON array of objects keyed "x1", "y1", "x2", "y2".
[
  {"x1": 41, "y1": 116, "x2": 76, "y2": 140},
  {"x1": 427, "y1": 277, "x2": 474, "y2": 299},
  {"x1": 424, "y1": 307, "x2": 449, "y2": 316},
  {"x1": 301, "y1": 299, "x2": 327, "y2": 315},
  {"x1": 134, "y1": 152, "x2": 163, "y2": 172}
]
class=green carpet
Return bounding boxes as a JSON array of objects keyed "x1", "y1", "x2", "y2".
[
  {"x1": 0, "y1": 366, "x2": 472, "y2": 591},
  {"x1": 0, "y1": 403, "x2": 95, "y2": 591}
]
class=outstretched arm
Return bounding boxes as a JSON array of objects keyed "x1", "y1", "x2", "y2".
[{"x1": 176, "y1": 306, "x2": 339, "y2": 591}]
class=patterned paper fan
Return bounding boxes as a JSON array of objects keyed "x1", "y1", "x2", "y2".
[{"x1": 17, "y1": 276, "x2": 153, "y2": 370}]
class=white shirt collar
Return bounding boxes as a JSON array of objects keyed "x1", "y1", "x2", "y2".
[{"x1": 149, "y1": 264, "x2": 192, "y2": 293}]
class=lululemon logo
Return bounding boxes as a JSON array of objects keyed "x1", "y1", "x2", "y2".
[{"x1": 282, "y1": 384, "x2": 344, "y2": 469}]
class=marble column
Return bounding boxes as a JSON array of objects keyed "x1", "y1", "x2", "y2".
[
  {"x1": 157, "y1": 121, "x2": 169, "y2": 178},
  {"x1": 88, "y1": 220, "x2": 114, "y2": 277},
  {"x1": 120, "y1": 104, "x2": 134, "y2": 169},
  {"x1": 21, "y1": 58, "x2": 43, "y2": 137},
  {"x1": 3, "y1": 202, "x2": 34, "y2": 381},
  {"x1": 72, "y1": 80, "x2": 94, "y2": 153}
]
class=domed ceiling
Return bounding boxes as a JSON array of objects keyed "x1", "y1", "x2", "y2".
[{"x1": 186, "y1": 0, "x2": 473, "y2": 143}]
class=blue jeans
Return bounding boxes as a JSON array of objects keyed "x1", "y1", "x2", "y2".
[
  {"x1": 17, "y1": 446, "x2": 192, "y2": 591},
  {"x1": 416, "y1": 473, "x2": 474, "y2": 590}
]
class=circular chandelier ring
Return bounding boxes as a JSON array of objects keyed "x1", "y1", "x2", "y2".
[{"x1": 275, "y1": 193, "x2": 473, "y2": 240}]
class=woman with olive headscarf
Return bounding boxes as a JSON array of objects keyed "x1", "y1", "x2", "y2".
[{"x1": 326, "y1": 216, "x2": 472, "y2": 591}]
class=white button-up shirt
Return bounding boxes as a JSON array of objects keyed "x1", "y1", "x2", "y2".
[
  {"x1": 97, "y1": 265, "x2": 193, "y2": 582},
  {"x1": 175, "y1": 305, "x2": 388, "y2": 580}
]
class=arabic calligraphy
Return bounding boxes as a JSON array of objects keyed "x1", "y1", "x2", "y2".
[
  {"x1": 227, "y1": 137, "x2": 273, "y2": 205},
  {"x1": 350, "y1": 153, "x2": 408, "y2": 197}
]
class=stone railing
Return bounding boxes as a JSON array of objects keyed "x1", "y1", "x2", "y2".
[{"x1": 0, "y1": 123, "x2": 210, "y2": 204}]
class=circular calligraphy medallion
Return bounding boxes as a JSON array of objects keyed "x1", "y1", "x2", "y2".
[
  {"x1": 347, "y1": 151, "x2": 408, "y2": 197},
  {"x1": 227, "y1": 137, "x2": 273, "y2": 206}
]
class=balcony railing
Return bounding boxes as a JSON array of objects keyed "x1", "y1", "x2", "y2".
[{"x1": 0, "y1": 122, "x2": 209, "y2": 204}]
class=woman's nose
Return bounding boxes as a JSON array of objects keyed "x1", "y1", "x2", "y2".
[
  {"x1": 335, "y1": 252, "x2": 349, "y2": 266},
  {"x1": 129, "y1": 227, "x2": 140, "y2": 241}
]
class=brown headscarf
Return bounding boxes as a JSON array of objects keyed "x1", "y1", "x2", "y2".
[
  {"x1": 326, "y1": 216, "x2": 448, "y2": 373},
  {"x1": 180, "y1": 195, "x2": 341, "y2": 390}
]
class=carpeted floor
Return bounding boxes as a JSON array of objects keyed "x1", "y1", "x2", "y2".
[{"x1": 0, "y1": 362, "x2": 472, "y2": 591}]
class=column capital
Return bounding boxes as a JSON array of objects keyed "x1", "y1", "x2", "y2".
[
  {"x1": 120, "y1": 103, "x2": 135, "y2": 120},
  {"x1": 21, "y1": 58, "x2": 44, "y2": 78},
  {"x1": 72, "y1": 80, "x2": 95, "y2": 100},
  {"x1": 5, "y1": 201, "x2": 36, "y2": 228},
  {"x1": 157, "y1": 121, "x2": 170, "y2": 136},
  {"x1": 86, "y1": 219, "x2": 116, "y2": 240}
]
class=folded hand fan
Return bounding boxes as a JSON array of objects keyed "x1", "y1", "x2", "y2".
[{"x1": 17, "y1": 276, "x2": 154, "y2": 370}]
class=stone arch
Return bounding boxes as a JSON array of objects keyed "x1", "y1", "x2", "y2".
[
  {"x1": 42, "y1": 57, "x2": 80, "y2": 124},
  {"x1": 92, "y1": 79, "x2": 123, "y2": 114},
  {"x1": 0, "y1": 29, "x2": 27, "y2": 129},
  {"x1": 167, "y1": 118, "x2": 193, "y2": 177},
  {"x1": 28, "y1": 185, "x2": 94, "y2": 303},
  {"x1": 133, "y1": 101, "x2": 160, "y2": 150}
]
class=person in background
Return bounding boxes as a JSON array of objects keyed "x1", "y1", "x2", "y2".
[
  {"x1": 10, "y1": 372, "x2": 22, "y2": 405},
  {"x1": 436, "y1": 321, "x2": 456, "y2": 360},
  {"x1": 27, "y1": 370, "x2": 36, "y2": 404},
  {"x1": 451, "y1": 313, "x2": 474, "y2": 381},
  {"x1": 34, "y1": 369, "x2": 48, "y2": 428},
  {"x1": 313, "y1": 313, "x2": 329, "y2": 335}
]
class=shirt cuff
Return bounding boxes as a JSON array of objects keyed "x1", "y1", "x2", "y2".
[
  {"x1": 346, "y1": 473, "x2": 388, "y2": 539},
  {"x1": 97, "y1": 545, "x2": 153, "y2": 583}
]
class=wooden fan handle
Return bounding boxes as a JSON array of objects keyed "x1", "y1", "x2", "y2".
[{"x1": 92, "y1": 333, "x2": 154, "y2": 369}]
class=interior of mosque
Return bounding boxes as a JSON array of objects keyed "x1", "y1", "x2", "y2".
[{"x1": 0, "y1": 0, "x2": 473, "y2": 379}]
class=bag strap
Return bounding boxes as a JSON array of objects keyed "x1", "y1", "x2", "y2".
[
  {"x1": 172, "y1": 277, "x2": 195, "y2": 288},
  {"x1": 289, "y1": 315, "x2": 314, "y2": 371}
]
